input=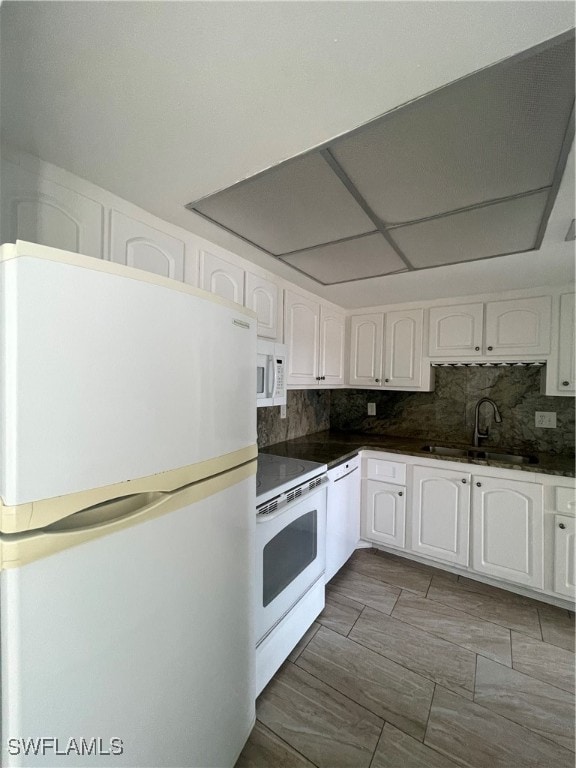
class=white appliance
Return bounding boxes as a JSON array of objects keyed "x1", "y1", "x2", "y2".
[
  {"x1": 256, "y1": 340, "x2": 287, "y2": 407},
  {"x1": 325, "y1": 456, "x2": 361, "y2": 583},
  {"x1": 255, "y1": 454, "x2": 327, "y2": 695},
  {"x1": 0, "y1": 240, "x2": 257, "y2": 768}
]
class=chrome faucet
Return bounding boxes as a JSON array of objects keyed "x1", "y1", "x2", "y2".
[{"x1": 473, "y1": 397, "x2": 502, "y2": 447}]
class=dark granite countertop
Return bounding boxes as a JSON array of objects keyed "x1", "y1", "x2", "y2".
[{"x1": 260, "y1": 430, "x2": 576, "y2": 478}]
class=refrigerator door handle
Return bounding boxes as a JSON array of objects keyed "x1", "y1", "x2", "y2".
[{"x1": 43, "y1": 491, "x2": 170, "y2": 534}]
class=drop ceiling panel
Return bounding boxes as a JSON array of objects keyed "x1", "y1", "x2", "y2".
[
  {"x1": 392, "y1": 191, "x2": 549, "y2": 268},
  {"x1": 280, "y1": 233, "x2": 406, "y2": 284},
  {"x1": 191, "y1": 153, "x2": 375, "y2": 255},
  {"x1": 331, "y1": 37, "x2": 575, "y2": 224}
]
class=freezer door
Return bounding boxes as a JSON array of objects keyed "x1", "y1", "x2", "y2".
[
  {"x1": 1, "y1": 461, "x2": 256, "y2": 768},
  {"x1": 0, "y1": 242, "x2": 256, "y2": 512}
]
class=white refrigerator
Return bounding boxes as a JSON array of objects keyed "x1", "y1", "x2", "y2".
[{"x1": 0, "y1": 241, "x2": 257, "y2": 767}]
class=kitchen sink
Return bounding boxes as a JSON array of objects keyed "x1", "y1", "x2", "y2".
[{"x1": 421, "y1": 446, "x2": 538, "y2": 464}]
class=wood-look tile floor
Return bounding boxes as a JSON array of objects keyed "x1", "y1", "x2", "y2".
[{"x1": 236, "y1": 548, "x2": 575, "y2": 768}]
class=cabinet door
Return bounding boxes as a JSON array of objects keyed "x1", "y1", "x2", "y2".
[
  {"x1": 557, "y1": 293, "x2": 575, "y2": 393},
  {"x1": 484, "y1": 296, "x2": 551, "y2": 356},
  {"x1": 1, "y1": 159, "x2": 104, "y2": 258},
  {"x1": 245, "y1": 272, "x2": 279, "y2": 339},
  {"x1": 200, "y1": 250, "x2": 244, "y2": 305},
  {"x1": 471, "y1": 476, "x2": 543, "y2": 588},
  {"x1": 411, "y1": 465, "x2": 471, "y2": 565},
  {"x1": 428, "y1": 303, "x2": 483, "y2": 357},
  {"x1": 109, "y1": 210, "x2": 185, "y2": 280},
  {"x1": 319, "y1": 306, "x2": 346, "y2": 386},
  {"x1": 383, "y1": 309, "x2": 423, "y2": 388},
  {"x1": 348, "y1": 314, "x2": 384, "y2": 386},
  {"x1": 554, "y1": 514, "x2": 576, "y2": 599},
  {"x1": 362, "y1": 480, "x2": 406, "y2": 549},
  {"x1": 284, "y1": 290, "x2": 319, "y2": 386}
]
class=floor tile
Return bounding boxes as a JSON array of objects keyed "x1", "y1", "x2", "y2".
[
  {"x1": 256, "y1": 661, "x2": 382, "y2": 768},
  {"x1": 346, "y1": 549, "x2": 432, "y2": 594},
  {"x1": 287, "y1": 622, "x2": 320, "y2": 663},
  {"x1": 511, "y1": 630, "x2": 575, "y2": 693},
  {"x1": 235, "y1": 721, "x2": 317, "y2": 768},
  {"x1": 350, "y1": 605, "x2": 475, "y2": 698},
  {"x1": 328, "y1": 569, "x2": 400, "y2": 615},
  {"x1": 425, "y1": 686, "x2": 575, "y2": 768},
  {"x1": 427, "y1": 577, "x2": 542, "y2": 638},
  {"x1": 538, "y1": 605, "x2": 576, "y2": 652},
  {"x1": 317, "y1": 591, "x2": 363, "y2": 636},
  {"x1": 296, "y1": 626, "x2": 434, "y2": 740},
  {"x1": 474, "y1": 655, "x2": 575, "y2": 752},
  {"x1": 391, "y1": 590, "x2": 512, "y2": 666},
  {"x1": 455, "y1": 574, "x2": 546, "y2": 608},
  {"x1": 371, "y1": 722, "x2": 460, "y2": 768}
]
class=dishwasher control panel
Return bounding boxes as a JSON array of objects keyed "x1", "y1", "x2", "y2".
[{"x1": 329, "y1": 456, "x2": 360, "y2": 482}]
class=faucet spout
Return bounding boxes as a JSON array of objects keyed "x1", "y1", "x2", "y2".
[{"x1": 473, "y1": 398, "x2": 502, "y2": 447}]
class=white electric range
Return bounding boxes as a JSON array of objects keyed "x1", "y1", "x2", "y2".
[{"x1": 255, "y1": 453, "x2": 328, "y2": 695}]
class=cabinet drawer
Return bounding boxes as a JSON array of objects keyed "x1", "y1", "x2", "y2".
[
  {"x1": 556, "y1": 486, "x2": 576, "y2": 514},
  {"x1": 365, "y1": 458, "x2": 406, "y2": 485}
]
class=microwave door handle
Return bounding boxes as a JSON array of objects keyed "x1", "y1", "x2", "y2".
[{"x1": 267, "y1": 355, "x2": 275, "y2": 398}]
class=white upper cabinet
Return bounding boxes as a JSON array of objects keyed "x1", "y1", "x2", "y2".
[
  {"x1": 348, "y1": 313, "x2": 384, "y2": 386},
  {"x1": 428, "y1": 303, "x2": 484, "y2": 357},
  {"x1": 284, "y1": 290, "x2": 345, "y2": 386},
  {"x1": 410, "y1": 464, "x2": 471, "y2": 566},
  {"x1": 1, "y1": 160, "x2": 104, "y2": 258},
  {"x1": 319, "y1": 307, "x2": 346, "y2": 386},
  {"x1": 245, "y1": 271, "x2": 280, "y2": 339},
  {"x1": 200, "y1": 249, "x2": 244, "y2": 305},
  {"x1": 471, "y1": 475, "x2": 544, "y2": 589},
  {"x1": 557, "y1": 293, "x2": 575, "y2": 393},
  {"x1": 284, "y1": 290, "x2": 320, "y2": 386},
  {"x1": 428, "y1": 296, "x2": 552, "y2": 358},
  {"x1": 484, "y1": 296, "x2": 552, "y2": 356},
  {"x1": 109, "y1": 210, "x2": 185, "y2": 280},
  {"x1": 383, "y1": 309, "x2": 423, "y2": 388}
]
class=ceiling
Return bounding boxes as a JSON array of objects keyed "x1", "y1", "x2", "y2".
[{"x1": 1, "y1": 1, "x2": 575, "y2": 307}]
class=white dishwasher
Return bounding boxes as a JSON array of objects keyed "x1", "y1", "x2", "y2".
[{"x1": 325, "y1": 455, "x2": 361, "y2": 583}]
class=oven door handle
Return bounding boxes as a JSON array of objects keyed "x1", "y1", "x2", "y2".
[{"x1": 257, "y1": 505, "x2": 319, "y2": 523}]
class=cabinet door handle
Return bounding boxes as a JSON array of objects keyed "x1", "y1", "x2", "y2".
[
  {"x1": 476, "y1": 482, "x2": 482, "y2": 487},
  {"x1": 562, "y1": 381, "x2": 570, "y2": 386},
  {"x1": 559, "y1": 523, "x2": 566, "y2": 530},
  {"x1": 474, "y1": 346, "x2": 480, "y2": 351},
  {"x1": 375, "y1": 378, "x2": 381, "y2": 383},
  {"x1": 487, "y1": 346, "x2": 493, "y2": 351},
  {"x1": 461, "y1": 478, "x2": 467, "y2": 484},
  {"x1": 385, "y1": 378, "x2": 390, "y2": 383},
  {"x1": 398, "y1": 491, "x2": 403, "y2": 497}
]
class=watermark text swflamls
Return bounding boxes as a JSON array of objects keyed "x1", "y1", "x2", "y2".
[{"x1": 7, "y1": 737, "x2": 124, "y2": 757}]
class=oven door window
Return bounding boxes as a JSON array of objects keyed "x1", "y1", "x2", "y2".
[{"x1": 262, "y1": 510, "x2": 317, "y2": 607}]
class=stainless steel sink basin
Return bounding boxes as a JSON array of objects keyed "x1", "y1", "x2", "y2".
[
  {"x1": 421, "y1": 446, "x2": 538, "y2": 464},
  {"x1": 421, "y1": 446, "x2": 469, "y2": 457}
]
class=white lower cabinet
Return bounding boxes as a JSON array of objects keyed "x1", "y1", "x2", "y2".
[
  {"x1": 362, "y1": 479, "x2": 406, "y2": 549},
  {"x1": 553, "y1": 514, "x2": 575, "y2": 599},
  {"x1": 471, "y1": 476, "x2": 544, "y2": 589},
  {"x1": 410, "y1": 465, "x2": 471, "y2": 566}
]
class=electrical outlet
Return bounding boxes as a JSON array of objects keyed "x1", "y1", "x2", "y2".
[
  {"x1": 535, "y1": 411, "x2": 556, "y2": 428},
  {"x1": 367, "y1": 402, "x2": 376, "y2": 416},
  {"x1": 280, "y1": 404, "x2": 287, "y2": 419}
]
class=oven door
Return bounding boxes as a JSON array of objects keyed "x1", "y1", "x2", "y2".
[{"x1": 255, "y1": 487, "x2": 326, "y2": 644}]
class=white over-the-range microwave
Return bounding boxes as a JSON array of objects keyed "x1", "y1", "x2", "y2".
[{"x1": 257, "y1": 340, "x2": 287, "y2": 407}]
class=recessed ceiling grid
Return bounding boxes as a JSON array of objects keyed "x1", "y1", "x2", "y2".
[{"x1": 186, "y1": 31, "x2": 575, "y2": 286}]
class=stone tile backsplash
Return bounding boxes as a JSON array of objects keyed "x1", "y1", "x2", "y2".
[
  {"x1": 257, "y1": 390, "x2": 330, "y2": 448},
  {"x1": 330, "y1": 367, "x2": 574, "y2": 455}
]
